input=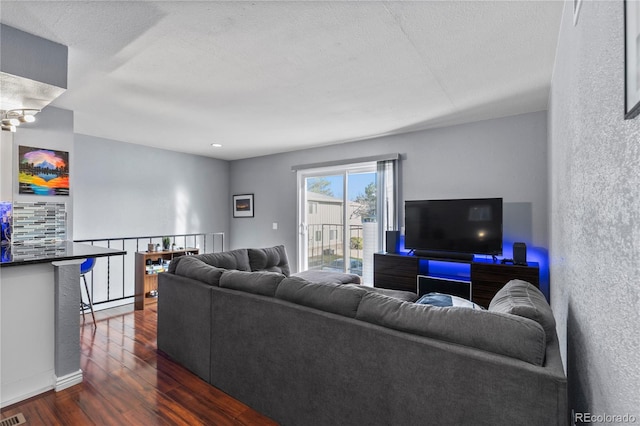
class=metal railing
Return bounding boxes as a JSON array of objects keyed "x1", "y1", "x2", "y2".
[
  {"x1": 74, "y1": 232, "x2": 224, "y2": 310},
  {"x1": 306, "y1": 224, "x2": 363, "y2": 273}
]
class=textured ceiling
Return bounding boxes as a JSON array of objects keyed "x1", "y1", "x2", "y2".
[{"x1": 0, "y1": 1, "x2": 563, "y2": 160}]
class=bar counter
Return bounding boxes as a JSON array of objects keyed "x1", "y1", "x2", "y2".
[
  {"x1": 0, "y1": 241, "x2": 126, "y2": 407},
  {"x1": 1, "y1": 241, "x2": 126, "y2": 267}
]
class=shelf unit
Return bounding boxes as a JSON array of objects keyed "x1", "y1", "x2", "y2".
[
  {"x1": 134, "y1": 248, "x2": 199, "y2": 310},
  {"x1": 373, "y1": 252, "x2": 539, "y2": 308}
]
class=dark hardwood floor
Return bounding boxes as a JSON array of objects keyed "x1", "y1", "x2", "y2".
[{"x1": 0, "y1": 304, "x2": 277, "y2": 425}]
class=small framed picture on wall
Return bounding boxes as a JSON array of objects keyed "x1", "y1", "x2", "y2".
[
  {"x1": 625, "y1": 0, "x2": 640, "y2": 119},
  {"x1": 233, "y1": 194, "x2": 254, "y2": 218}
]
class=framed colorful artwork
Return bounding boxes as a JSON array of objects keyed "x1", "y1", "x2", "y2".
[{"x1": 18, "y1": 146, "x2": 70, "y2": 195}]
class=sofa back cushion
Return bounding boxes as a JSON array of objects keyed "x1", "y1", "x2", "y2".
[
  {"x1": 248, "y1": 245, "x2": 290, "y2": 276},
  {"x1": 489, "y1": 279, "x2": 557, "y2": 343},
  {"x1": 174, "y1": 256, "x2": 225, "y2": 286},
  {"x1": 197, "y1": 249, "x2": 252, "y2": 271},
  {"x1": 168, "y1": 248, "x2": 251, "y2": 274},
  {"x1": 354, "y1": 285, "x2": 418, "y2": 302},
  {"x1": 356, "y1": 292, "x2": 546, "y2": 366},
  {"x1": 219, "y1": 270, "x2": 285, "y2": 297},
  {"x1": 276, "y1": 276, "x2": 368, "y2": 318},
  {"x1": 293, "y1": 269, "x2": 361, "y2": 284}
]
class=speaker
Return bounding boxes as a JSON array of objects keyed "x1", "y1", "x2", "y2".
[
  {"x1": 385, "y1": 231, "x2": 400, "y2": 254},
  {"x1": 513, "y1": 242, "x2": 527, "y2": 266}
]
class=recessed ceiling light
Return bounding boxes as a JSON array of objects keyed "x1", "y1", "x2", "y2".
[{"x1": 211, "y1": 143, "x2": 223, "y2": 148}]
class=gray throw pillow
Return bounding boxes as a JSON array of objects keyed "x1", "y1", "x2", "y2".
[{"x1": 489, "y1": 279, "x2": 556, "y2": 343}]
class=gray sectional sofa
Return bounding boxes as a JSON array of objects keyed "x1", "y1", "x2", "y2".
[{"x1": 157, "y1": 246, "x2": 567, "y2": 426}]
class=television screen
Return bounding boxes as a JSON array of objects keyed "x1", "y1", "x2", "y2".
[{"x1": 404, "y1": 198, "x2": 503, "y2": 256}]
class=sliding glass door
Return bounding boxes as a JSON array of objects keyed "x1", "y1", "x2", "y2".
[
  {"x1": 297, "y1": 159, "x2": 396, "y2": 285},
  {"x1": 304, "y1": 172, "x2": 347, "y2": 272}
]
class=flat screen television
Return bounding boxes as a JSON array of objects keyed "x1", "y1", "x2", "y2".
[{"x1": 404, "y1": 198, "x2": 503, "y2": 259}]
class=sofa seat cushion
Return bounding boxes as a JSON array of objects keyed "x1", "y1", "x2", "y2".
[
  {"x1": 248, "y1": 245, "x2": 290, "y2": 276},
  {"x1": 174, "y1": 256, "x2": 225, "y2": 286},
  {"x1": 489, "y1": 279, "x2": 556, "y2": 343},
  {"x1": 293, "y1": 269, "x2": 361, "y2": 284},
  {"x1": 276, "y1": 276, "x2": 369, "y2": 318},
  {"x1": 219, "y1": 270, "x2": 286, "y2": 297},
  {"x1": 356, "y1": 292, "x2": 546, "y2": 366}
]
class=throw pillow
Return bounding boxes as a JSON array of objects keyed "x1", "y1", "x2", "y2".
[{"x1": 416, "y1": 292, "x2": 484, "y2": 309}]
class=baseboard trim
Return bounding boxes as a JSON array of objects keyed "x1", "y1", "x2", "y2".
[
  {"x1": 0, "y1": 384, "x2": 53, "y2": 409},
  {"x1": 55, "y1": 369, "x2": 83, "y2": 392}
]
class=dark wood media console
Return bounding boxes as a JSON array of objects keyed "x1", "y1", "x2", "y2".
[{"x1": 373, "y1": 252, "x2": 539, "y2": 308}]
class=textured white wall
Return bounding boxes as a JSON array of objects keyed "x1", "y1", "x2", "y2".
[{"x1": 549, "y1": 0, "x2": 640, "y2": 418}]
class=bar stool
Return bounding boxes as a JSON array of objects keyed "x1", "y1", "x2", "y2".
[{"x1": 80, "y1": 257, "x2": 97, "y2": 324}]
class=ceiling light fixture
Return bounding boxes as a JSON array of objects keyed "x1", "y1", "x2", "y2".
[
  {"x1": 1, "y1": 109, "x2": 40, "y2": 132},
  {"x1": 18, "y1": 114, "x2": 36, "y2": 123},
  {"x1": 2, "y1": 118, "x2": 19, "y2": 126},
  {"x1": 211, "y1": 143, "x2": 223, "y2": 148}
]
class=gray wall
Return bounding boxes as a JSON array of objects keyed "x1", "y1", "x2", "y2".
[
  {"x1": 229, "y1": 110, "x2": 548, "y2": 275},
  {"x1": 549, "y1": 0, "x2": 640, "y2": 420},
  {"x1": 8, "y1": 106, "x2": 75, "y2": 236},
  {"x1": 1, "y1": 23, "x2": 67, "y2": 89},
  {"x1": 73, "y1": 134, "x2": 229, "y2": 241}
]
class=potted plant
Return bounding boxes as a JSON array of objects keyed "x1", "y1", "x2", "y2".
[{"x1": 162, "y1": 237, "x2": 171, "y2": 251}]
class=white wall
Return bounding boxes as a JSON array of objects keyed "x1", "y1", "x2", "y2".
[
  {"x1": 229, "y1": 110, "x2": 548, "y2": 275},
  {"x1": 0, "y1": 107, "x2": 74, "y2": 407},
  {"x1": 0, "y1": 263, "x2": 56, "y2": 407},
  {"x1": 549, "y1": 0, "x2": 640, "y2": 419},
  {"x1": 73, "y1": 134, "x2": 230, "y2": 241}
]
